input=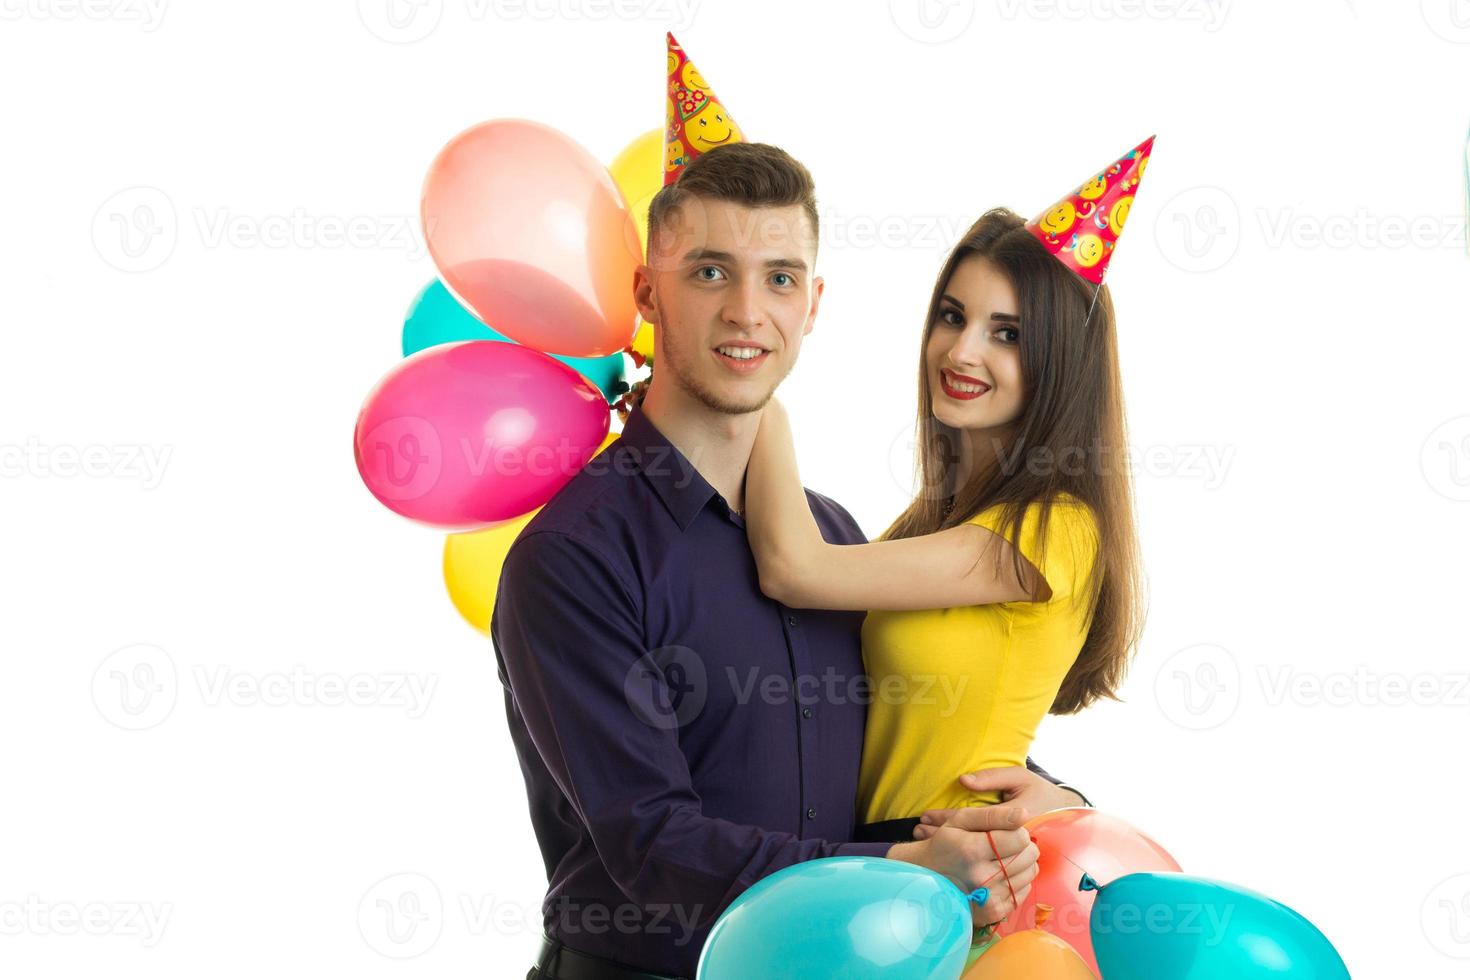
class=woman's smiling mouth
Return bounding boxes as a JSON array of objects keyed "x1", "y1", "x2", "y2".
[{"x1": 940, "y1": 368, "x2": 990, "y2": 400}]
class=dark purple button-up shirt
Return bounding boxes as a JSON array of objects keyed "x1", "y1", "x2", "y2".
[{"x1": 491, "y1": 406, "x2": 1059, "y2": 977}]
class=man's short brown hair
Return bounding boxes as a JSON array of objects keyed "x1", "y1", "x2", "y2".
[{"x1": 645, "y1": 143, "x2": 819, "y2": 258}]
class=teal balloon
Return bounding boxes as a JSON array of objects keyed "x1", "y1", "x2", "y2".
[
  {"x1": 402, "y1": 280, "x2": 626, "y2": 403},
  {"x1": 697, "y1": 856, "x2": 971, "y2": 980},
  {"x1": 1089, "y1": 872, "x2": 1349, "y2": 979}
]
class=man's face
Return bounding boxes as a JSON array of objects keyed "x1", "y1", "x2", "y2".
[{"x1": 635, "y1": 197, "x2": 822, "y2": 416}]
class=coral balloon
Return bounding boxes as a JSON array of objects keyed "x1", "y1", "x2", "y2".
[
  {"x1": 998, "y1": 808, "x2": 1180, "y2": 974},
  {"x1": 964, "y1": 906, "x2": 1096, "y2": 979},
  {"x1": 421, "y1": 119, "x2": 641, "y2": 358},
  {"x1": 443, "y1": 434, "x2": 618, "y2": 633},
  {"x1": 354, "y1": 341, "x2": 610, "y2": 530}
]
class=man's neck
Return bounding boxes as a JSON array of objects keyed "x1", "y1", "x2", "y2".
[{"x1": 639, "y1": 380, "x2": 761, "y2": 516}]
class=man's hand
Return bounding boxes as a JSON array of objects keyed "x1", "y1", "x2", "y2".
[
  {"x1": 886, "y1": 805, "x2": 1039, "y2": 927},
  {"x1": 911, "y1": 767, "x2": 1084, "y2": 842}
]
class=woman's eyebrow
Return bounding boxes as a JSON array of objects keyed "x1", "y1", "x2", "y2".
[{"x1": 940, "y1": 295, "x2": 1020, "y2": 323}]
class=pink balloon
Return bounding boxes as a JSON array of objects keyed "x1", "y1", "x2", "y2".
[
  {"x1": 421, "y1": 119, "x2": 641, "y2": 359},
  {"x1": 999, "y1": 808, "x2": 1181, "y2": 975},
  {"x1": 354, "y1": 341, "x2": 610, "y2": 530}
]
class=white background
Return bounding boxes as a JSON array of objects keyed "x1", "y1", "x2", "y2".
[{"x1": 3, "y1": 0, "x2": 1468, "y2": 976}]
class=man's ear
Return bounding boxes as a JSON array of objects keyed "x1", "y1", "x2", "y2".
[
  {"x1": 633, "y1": 265, "x2": 660, "y2": 327},
  {"x1": 803, "y1": 275, "x2": 824, "y2": 336}
]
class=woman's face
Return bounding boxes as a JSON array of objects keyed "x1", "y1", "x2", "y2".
[{"x1": 924, "y1": 254, "x2": 1025, "y2": 435}]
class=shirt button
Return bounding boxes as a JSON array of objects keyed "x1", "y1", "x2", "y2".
[
  {"x1": 806, "y1": 807, "x2": 817, "y2": 820},
  {"x1": 788, "y1": 615, "x2": 798, "y2": 627},
  {"x1": 801, "y1": 707, "x2": 813, "y2": 719}
]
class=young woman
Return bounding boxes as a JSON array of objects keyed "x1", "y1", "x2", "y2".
[{"x1": 746, "y1": 204, "x2": 1144, "y2": 861}]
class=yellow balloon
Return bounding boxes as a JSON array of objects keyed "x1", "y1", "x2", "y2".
[
  {"x1": 608, "y1": 128, "x2": 662, "y2": 256},
  {"x1": 443, "y1": 509, "x2": 540, "y2": 635},
  {"x1": 962, "y1": 920, "x2": 1096, "y2": 979},
  {"x1": 442, "y1": 433, "x2": 621, "y2": 635}
]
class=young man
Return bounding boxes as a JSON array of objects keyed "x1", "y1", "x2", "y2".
[{"x1": 492, "y1": 143, "x2": 1084, "y2": 980}]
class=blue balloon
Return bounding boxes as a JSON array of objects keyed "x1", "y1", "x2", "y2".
[
  {"x1": 697, "y1": 856, "x2": 972, "y2": 980},
  {"x1": 402, "y1": 280, "x2": 626, "y2": 403},
  {"x1": 1088, "y1": 872, "x2": 1350, "y2": 979}
]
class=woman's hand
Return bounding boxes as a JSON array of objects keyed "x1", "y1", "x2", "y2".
[
  {"x1": 912, "y1": 767, "x2": 1087, "y2": 841},
  {"x1": 887, "y1": 806, "x2": 1039, "y2": 927}
]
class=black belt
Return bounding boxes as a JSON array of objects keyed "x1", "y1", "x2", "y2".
[
  {"x1": 854, "y1": 816, "x2": 922, "y2": 843},
  {"x1": 533, "y1": 933, "x2": 686, "y2": 980}
]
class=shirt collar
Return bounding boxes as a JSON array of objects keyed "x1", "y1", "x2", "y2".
[{"x1": 618, "y1": 406, "x2": 723, "y2": 531}]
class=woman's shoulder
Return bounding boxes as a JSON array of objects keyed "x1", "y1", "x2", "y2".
[
  {"x1": 966, "y1": 492, "x2": 1099, "y2": 551},
  {"x1": 967, "y1": 491, "x2": 1094, "y2": 524}
]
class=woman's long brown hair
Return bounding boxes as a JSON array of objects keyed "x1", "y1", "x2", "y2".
[{"x1": 880, "y1": 207, "x2": 1145, "y2": 714}]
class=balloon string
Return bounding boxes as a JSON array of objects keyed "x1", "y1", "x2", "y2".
[
  {"x1": 984, "y1": 830, "x2": 1020, "y2": 911},
  {"x1": 1055, "y1": 850, "x2": 1088, "y2": 877}
]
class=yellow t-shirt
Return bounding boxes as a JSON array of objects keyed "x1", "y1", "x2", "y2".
[{"x1": 856, "y1": 493, "x2": 1100, "y2": 824}]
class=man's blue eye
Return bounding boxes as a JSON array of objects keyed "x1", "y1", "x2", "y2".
[
  {"x1": 696, "y1": 266, "x2": 722, "y2": 280},
  {"x1": 772, "y1": 273, "x2": 792, "y2": 287}
]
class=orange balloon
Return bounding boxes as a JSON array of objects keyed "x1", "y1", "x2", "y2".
[
  {"x1": 997, "y1": 809, "x2": 1180, "y2": 975},
  {"x1": 422, "y1": 119, "x2": 641, "y2": 358},
  {"x1": 963, "y1": 907, "x2": 1096, "y2": 979}
]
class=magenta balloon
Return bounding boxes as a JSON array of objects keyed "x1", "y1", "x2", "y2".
[
  {"x1": 421, "y1": 119, "x2": 641, "y2": 359},
  {"x1": 354, "y1": 341, "x2": 610, "y2": 530}
]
